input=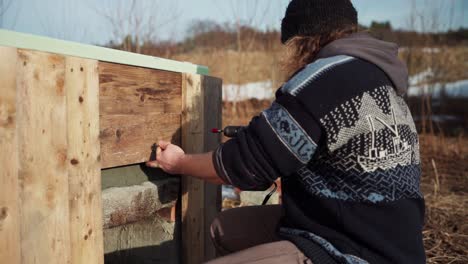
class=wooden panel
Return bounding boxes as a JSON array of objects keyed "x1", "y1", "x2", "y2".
[
  {"x1": 65, "y1": 57, "x2": 104, "y2": 264},
  {"x1": 0, "y1": 47, "x2": 20, "y2": 263},
  {"x1": 100, "y1": 113, "x2": 181, "y2": 168},
  {"x1": 202, "y1": 76, "x2": 223, "y2": 261},
  {"x1": 181, "y1": 73, "x2": 205, "y2": 264},
  {"x1": 16, "y1": 50, "x2": 71, "y2": 264},
  {"x1": 99, "y1": 62, "x2": 182, "y2": 168},
  {"x1": 99, "y1": 62, "x2": 182, "y2": 115}
]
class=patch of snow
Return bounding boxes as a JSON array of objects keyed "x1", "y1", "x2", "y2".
[
  {"x1": 223, "y1": 81, "x2": 275, "y2": 102},
  {"x1": 222, "y1": 75, "x2": 468, "y2": 101},
  {"x1": 421, "y1": 47, "x2": 441, "y2": 54},
  {"x1": 409, "y1": 68, "x2": 434, "y2": 86},
  {"x1": 413, "y1": 115, "x2": 463, "y2": 123},
  {"x1": 408, "y1": 79, "x2": 468, "y2": 98}
]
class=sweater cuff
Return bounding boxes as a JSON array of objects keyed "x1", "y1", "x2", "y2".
[{"x1": 212, "y1": 144, "x2": 232, "y2": 185}]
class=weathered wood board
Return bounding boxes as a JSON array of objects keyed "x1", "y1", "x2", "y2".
[
  {"x1": 202, "y1": 76, "x2": 223, "y2": 261},
  {"x1": 99, "y1": 62, "x2": 182, "y2": 168},
  {"x1": 181, "y1": 73, "x2": 206, "y2": 264},
  {"x1": 181, "y1": 74, "x2": 222, "y2": 264},
  {"x1": 17, "y1": 49, "x2": 72, "y2": 264},
  {"x1": 65, "y1": 57, "x2": 104, "y2": 264},
  {"x1": 0, "y1": 46, "x2": 21, "y2": 264},
  {"x1": 0, "y1": 48, "x2": 104, "y2": 264}
]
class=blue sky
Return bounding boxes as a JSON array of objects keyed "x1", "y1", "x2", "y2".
[{"x1": 1, "y1": 0, "x2": 467, "y2": 45}]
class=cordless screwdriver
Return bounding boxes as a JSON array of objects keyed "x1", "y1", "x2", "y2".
[{"x1": 211, "y1": 126, "x2": 243, "y2": 138}]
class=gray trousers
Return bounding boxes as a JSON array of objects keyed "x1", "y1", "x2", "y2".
[{"x1": 206, "y1": 205, "x2": 312, "y2": 264}]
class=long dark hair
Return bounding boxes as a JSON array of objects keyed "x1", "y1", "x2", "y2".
[{"x1": 281, "y1": 25, "x2": 358, "y2": 80}]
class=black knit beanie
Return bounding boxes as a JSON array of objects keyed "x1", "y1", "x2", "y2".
[{"x1": 281, "y1": 0, "x2": 358, "y2": 44}]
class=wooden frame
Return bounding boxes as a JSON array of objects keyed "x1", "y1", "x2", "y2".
[
  {"x1": 0, "y1": 29, "x2": 209, "y2": 75},
  {"x1": 0, "y1": 31, "x2": 222, "y2": 264}
]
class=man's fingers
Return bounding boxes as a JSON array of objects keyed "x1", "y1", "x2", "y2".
[
  {"x1": 156, "y1": 146, "x2": 162, "y2": 156},
  {"x1": 146, "y1": 160, "x2": 160, "y2": 168},
  {"x1": 158, "y1": 140, "x2": 170, "y2": 150}
]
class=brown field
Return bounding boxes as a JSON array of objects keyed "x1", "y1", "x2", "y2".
[
  {"x1": 174, "y1": 46, "x2": 468, "y2": 86},
  {"x1": 222, "y1": 100, "x2": 468, "y2": 264}
]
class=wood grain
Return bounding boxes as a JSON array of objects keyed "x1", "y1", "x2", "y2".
[
  {"x1": 202, "y1": 76, "x2": 223, "y2": 261},
  {"x1": 65, "y1": 57, "x2": 104, "y2": 264},
  {"x1": 99, "y1": 62, "x2": 182, "y2": 115},
  {"x1": 181, "y1": 73, "x2": 205, "y2": 264},
  {"x1": 99, "y1": 113, "x2": 181, "y2": 168},
  {"x1": 16, "y1": 49, "x2": 71, "y2": 264},
  {"x1": 98, "y1": 62, "x2": 182, "y2": 168},
  {"x1": 0, "y1": 47, "x2": 21, "y2": 264}
]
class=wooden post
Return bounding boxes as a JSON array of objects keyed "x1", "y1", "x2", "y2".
[
  {"x1": 65, "y1": 57, "x2": 104, "y2": 264},
  {"x1": 203, "y1": 76, "x2": 223, "y2": 261},
  {"x1": 181, "y1": 74, "x2": 222, "y2": 264},
  {"x1": 17, "y1": 50, "x2": 72, "y2": 264},
  {"x1": 0, "y1": 47, "x2": 21, "y2": 263},
  {"x1": 0, "y1": 49, "x2": 104, "y2": 264}
]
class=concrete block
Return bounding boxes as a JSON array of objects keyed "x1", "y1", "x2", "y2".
[{"x1": 102, "y1": 179, "x2": 179, "y2": 228}]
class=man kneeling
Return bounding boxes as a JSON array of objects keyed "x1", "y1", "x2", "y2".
[{"x1": 148, "y1": 0, "x2": 426, "y2": 263}]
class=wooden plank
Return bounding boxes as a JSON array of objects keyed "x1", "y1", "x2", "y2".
[
  {"x1": 65, "y1": 57, "x2": 104, "y2": 264},
  {"x1": 202, "y1": 76, "x2": 223, "y2": 261},
  {"x1": 99, "y1": 62, "x2": 183, "y2": 168},
  {"x1": 99, "y1": 62, "x2": 182, "y2": 115},
  {"x1": 16, "y1": 50, "x2": 71, "y2": 264},
  {"x1": 181, "y1": 73, "x2": 205, "y2": 264},
  {"x1": 100, "y1": 113, "x2": 181, "y2": 168},
  {"x1": 0, "y1": 47, "x2": 20, "y2": 264},
  {"x1": 0, "y1": 29, "x2": 209, "y2": 75}
]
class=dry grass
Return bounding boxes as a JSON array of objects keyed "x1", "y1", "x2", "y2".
[
  {"x1": 174, "y1": 49, "x2": 285, "y2": 85},
  {"x1": 401, "y1": 46, "x2": 468, "y2": 83},
  {"x1": 174, "y1": 47, "x2": 468, "y2": 87},
  {"x1": 223, "y1": 102, "x2": 468, "y2": 263},
  {"x1": 424, "y1": 193, "x2": 468, "y2": 264},
  {"x1": 419, "y1": 134, "x2": 468, "y2": 264}
]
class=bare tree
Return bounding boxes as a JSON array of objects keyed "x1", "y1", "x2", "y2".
[
  {"x1": 95, "y1": 0, "x2": 181, "y2": 53},
  {"x1": 212, "y1": 0, "x2": 274, "y2": 111},
  {"x1": 406, "y1": 0, "x2": 460, "y2": 137}
]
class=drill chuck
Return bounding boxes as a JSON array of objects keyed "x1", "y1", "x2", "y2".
[{"x1": 211, "y1": 126, "x2": 242, "y2": 138}]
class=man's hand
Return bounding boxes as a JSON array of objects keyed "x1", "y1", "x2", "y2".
[
  {"x1": 146, "y1": 141, "x2": 185, "y2": 175},
  {"x1": 145, "y1": 141, "x2": 225, "y2": 185}
]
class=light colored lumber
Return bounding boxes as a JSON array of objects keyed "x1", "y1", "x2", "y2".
[
  {"x1": 0, "y1": 46, "x2": 20, "y2": 264},
  {"x1": 16, "y1": 49, "x2": 71, "y2": 264},
  {"x1": 98, "y1": 62, "x2": 183, "y2": 168},
  {"x1": 202, "y1": 76, "x2": 223, "y2": 261},
  {"x1": 65, "y1": 57, "x2": 104, "y2": 264},
  {"x1": 181, "y1": 73, "x2": 205, "y2": 264},
  {"x1": 0, "y1": 29, "x2": 209, "y2": 75}
]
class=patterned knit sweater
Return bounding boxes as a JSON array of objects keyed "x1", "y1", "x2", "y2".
[{"x1": 213, "y1": 34, "x2": 426, "y2": 264}]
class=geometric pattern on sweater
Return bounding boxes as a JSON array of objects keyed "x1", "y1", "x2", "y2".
[
  {"x1": 281, "y1": 55, "x2": 355, "y2": 96},
  {"x1": 279, "y1": 227, "x2": 369, "y2": 264},
  {"x1": 297, "y1": 163, "x2": 422, "y2": 203},
  {"x1": 296, "y1": 86, "x2": 422, "y2": 203},
  {"x1": 263, "y1": 102, "x2": 317, "y2": 163}
]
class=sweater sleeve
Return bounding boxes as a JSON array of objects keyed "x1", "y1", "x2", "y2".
[{"x1": 213, "y1": 94, "x2": 322, "y2": 191}]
